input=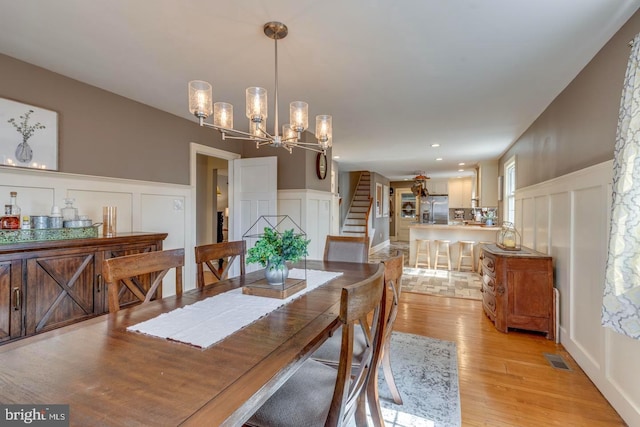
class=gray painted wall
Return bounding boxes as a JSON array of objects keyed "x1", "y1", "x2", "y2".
[
  {"x1": 0, "y1": 54, "x2": 239, "y2": 185},
  {"x1": 1, "y1": 53, "x2": 331, "y2": 191},
  {"x1": 499, "y1": 11, "x2": 640, "y2": 188}
]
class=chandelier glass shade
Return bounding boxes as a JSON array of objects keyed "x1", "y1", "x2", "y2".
[{"x1": 188, "y1": 21, "x2": 332, "y2": 154}]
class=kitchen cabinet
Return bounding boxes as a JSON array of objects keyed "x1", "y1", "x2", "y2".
[
  {"x1": 448, "y1": 178, "x2": 473, "y2": 208},
  {"x1": 0, "y1": 260, "x2": 22, "y2": 343},
  {"x1": 481, "y1": 244, "x2": 554, "y2": 340},
  {"x1": 478, "y1": 160, "x2": 499, "y2": 207},
  {"x1": 426, "y1": 179, "x2": 448, "y2": 195},
  {"x1": 0, "y1": 232, "x2": 167, "y2": 344}
]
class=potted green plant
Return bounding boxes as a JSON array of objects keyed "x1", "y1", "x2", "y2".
[{"x1": 246, "y1": 227, "x2": 310, "y2": 285}]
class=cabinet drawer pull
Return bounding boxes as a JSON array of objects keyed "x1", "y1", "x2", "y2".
[
  {"x1": 97, "y1": 274, "x2": 102, "y2": 292},
  {"x1": 13, "y1": 287, "x2": 21, "y2": 310},
  {"x1": 497, "y1": 285, "x2": 506, "y2": 295}
]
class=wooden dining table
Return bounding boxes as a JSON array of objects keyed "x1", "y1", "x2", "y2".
[{"x1": 0, "y1": 260, "x2": 380, "y2": 426}]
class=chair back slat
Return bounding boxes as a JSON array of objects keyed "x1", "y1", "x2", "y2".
[
  {"x1": 323, "y1": 235, "x2": 369, "y2": 263},
  {"x1": 326, "y1": 263, "x2": 385, "y2": 425},
  {"x1": 103, "y1": 248, "x2": 184, "y2": 313},
  {"x1": 195, "y1": 240, "x2": 246, "y2": 288}
]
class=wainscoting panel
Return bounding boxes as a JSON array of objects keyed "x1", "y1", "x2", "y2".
[
  {"x1": 278, "y1": 189, "x2": 336, "y2": 261},
  {"x1": 571, "y1": 185, "x2": 606, "y2": 369},
  {"x1": 549, "y1": 192, "x2": 571, "y2": 332},
  {"x1": 534, "y1": 195, "x2": 549, "y2": 254},
  {"x1": 0, "y1": 167, "x2": 193, "y2": 296},
  {"x1": 517, "y1": 160, "x2": 639, "y2": 426},
  {"x1": 69, "y1": 189, "x2": 133, "y2": 233},
  {"x1": 521, "y1": 197, "x2": 535, "y2": 249}
]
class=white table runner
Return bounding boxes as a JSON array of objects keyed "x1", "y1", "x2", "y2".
[{"x1": 127, "y1": 268, "x2": 343, "y2": 349}]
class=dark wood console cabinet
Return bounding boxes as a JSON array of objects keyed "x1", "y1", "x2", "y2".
[
  {"x1": 0, "y1": 232, "x2": 167, "y2": 344},
  {"x1": 481, "y1": 244, "x2": 554, "y2": 340}
]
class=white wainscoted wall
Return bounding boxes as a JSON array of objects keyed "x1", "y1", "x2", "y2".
[
  {"x1": 0, "y1": 167, "x2": 192, "y2": 295},
  {"x1": 515, "y1": 160, "x2": 639, "y2": 426},
  {"x1": 277, "y1": 189, "x2": 339, "y2": 260}
]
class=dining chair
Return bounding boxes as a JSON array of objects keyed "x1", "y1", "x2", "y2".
[
  {"x1": 323, "y1": 235, "x2": 369, "y2": 263},
  {"x1": 312, "y1": 250, "x2": 405, "y2": 409},
  {"x1": 194, "y1": 240, "x2": 246, "y2": 288},
  {"x1": 103, "y1": 248, "x2": 184, "y2": 313},
  {"x1": 246, "y1": 263, "x2": 386, "y2": 427}
]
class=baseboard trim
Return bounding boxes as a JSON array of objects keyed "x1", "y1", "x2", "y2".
[{"x1": 370, "y1": 239, "x2": 390, "y2": 253}]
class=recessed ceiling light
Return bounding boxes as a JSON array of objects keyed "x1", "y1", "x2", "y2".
[
  {"x1": 436, "y1": 157, "x2": 443, "y2": 161},
  {"x1": 333, "y1": 155, "x2": 340, "y2": 159},
  {"x1": 458, "y1": 169, "x2": 464, "y2": 172},
  {"x1": 431, "y1": 143, "x2": 440, "y2": 148},
  {"x1": 458, "y1": 162, "x2": 465, "y2": 166},
  {"x1": 403, "y1": 178, "x2": 409, "y2": 181}
]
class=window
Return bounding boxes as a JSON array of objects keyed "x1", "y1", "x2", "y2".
[{"x1": 504, "y1": 156, "x2": 516, "y2": 224}]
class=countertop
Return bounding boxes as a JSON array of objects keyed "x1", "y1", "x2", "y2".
[{"x1": 409, "y1": 223, "x2": 501, "y2": 231}]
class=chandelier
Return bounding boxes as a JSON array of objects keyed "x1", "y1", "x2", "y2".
[{"x1": 188, "y1": 21, "x2": 333, "y2": 154}]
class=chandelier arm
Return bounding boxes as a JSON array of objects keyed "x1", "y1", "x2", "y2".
[
  {"x1": 285, "y1": 143, "x2": 326, "y2": 154},
  {"x1": 199, "y1": 122, "x2": 270, "y2": 142}
]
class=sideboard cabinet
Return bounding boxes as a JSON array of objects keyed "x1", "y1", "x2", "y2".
[
  {"x1": 481, "y1": 244, "x2": 554, "y2": 340},
  {"x1": 0, "y1": 232, "x2": 167, "y2": 344}
]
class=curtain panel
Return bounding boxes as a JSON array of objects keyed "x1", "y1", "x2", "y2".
[{"x1": 602, "y1": 33, "x2": 640, "y2": 340}]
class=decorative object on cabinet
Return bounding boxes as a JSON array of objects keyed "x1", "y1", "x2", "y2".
[
  {"x1": 496, "y1": 221, "x2": 521, "y2": 250},
  {"x1": 0, "y1": 98, "x2": 58, "y2": 170},
  {"x1": 0, "y1": 232, "x2": 167, "y2": 344},
  {"x1": 188, "y1": 22, "x2": 332, "y2": 154},
  {"x1": 480, "y1": 244, "x2": 554, "y2": 340},
  {"x1": 316, "y1": 152, "x2": 327, "y2": 179}
]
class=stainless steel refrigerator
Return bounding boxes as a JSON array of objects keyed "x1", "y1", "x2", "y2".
[{"x1": 422, "y1": 195, "x2": 449, "y2": 224}]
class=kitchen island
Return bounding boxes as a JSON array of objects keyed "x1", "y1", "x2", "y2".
[{"x1": 408, "y1": 223, "x2": 501, "y2": 270}]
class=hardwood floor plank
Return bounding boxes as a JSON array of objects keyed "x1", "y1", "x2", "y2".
[{"x1": 395, "y1": 292, "x2": 626, "y2": 426}]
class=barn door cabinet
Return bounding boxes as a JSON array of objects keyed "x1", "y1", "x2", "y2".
[
  {"x1": 480, "y1": 244, "x2": 554, "y2": 340},
  {"x1": 0, "y1": 232, "x2": 167, "y2": 344}
]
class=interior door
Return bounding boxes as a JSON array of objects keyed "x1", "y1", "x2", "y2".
[{"x1": 231, "y1": 156, "x2": 277, "y2": 273}]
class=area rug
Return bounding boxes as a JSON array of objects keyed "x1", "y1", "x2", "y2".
[{"x1": 374, "y1": 332, "x2": 461, "y2": 427}]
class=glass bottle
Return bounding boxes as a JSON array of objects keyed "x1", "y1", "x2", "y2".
[
  {"x1": 1, "y1": 192, "x2": 21, "y2": 229},
  {"x1": 61, "y1": 198, "x2": 78, "y2": 221}
]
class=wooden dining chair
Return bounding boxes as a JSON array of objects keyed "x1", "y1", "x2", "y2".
[
  {"x1": 323, "y1": 235, "x2": 369, "y2": 263},
  {"x1": 312, "y1": 250, "x2": 405, "y2": 411},
  {"x1": 103, "y1": 248, "x2": 184, "y2": 313},
  {"x1": 194, "y1": 240, "x2": 246, "y2": 288},
  {"x1": 246, "y1": 263, "x2": 386, "y2": 427}
]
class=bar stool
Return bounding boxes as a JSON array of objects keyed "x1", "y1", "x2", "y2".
[
  {"x1": 457, "y1": 240, "x2": 475, "y2": 272},
  {"x1": 434, "y1": 240, "x2": 451, "y2": 270},
  {"x1": 415, "y1": 239, "x2": 431, "y2": 269},
  {"x1": 476, "y1": 241, "x2": 493, "y2": 275}
]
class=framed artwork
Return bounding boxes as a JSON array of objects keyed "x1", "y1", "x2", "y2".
[
  {"x1": 376, "y1": 183, "x2": 383, "y2": 218},
  {"x1": 383, "y1": 184, "x2": 389, "y2": 217},
  {"x1": 0, "y1": 97, "x2": 58, "y2": 170}
]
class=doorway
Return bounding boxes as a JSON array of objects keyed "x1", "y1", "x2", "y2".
[{"x1": 190, "y1": 143, "x2": 240, "y2": 247}]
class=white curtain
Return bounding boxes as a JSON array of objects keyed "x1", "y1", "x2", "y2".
[{"x1": 602, "y1": 33, "x2": 640, "y2": 340}]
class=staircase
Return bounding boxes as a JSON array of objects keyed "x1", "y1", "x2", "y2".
[{"x1": 343, "y1": 171, "x2": 372, "y2": 238}]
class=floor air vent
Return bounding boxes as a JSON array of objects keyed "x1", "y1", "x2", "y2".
[{"x1": 544, "y1": 353, "x2": 572, "y2": 371}]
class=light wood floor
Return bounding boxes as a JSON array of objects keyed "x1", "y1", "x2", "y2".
[{"x1": 395, "y1": 292, "x2": 627, "y2": 426}]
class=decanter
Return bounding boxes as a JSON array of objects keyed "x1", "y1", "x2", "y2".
[
  {"x1": 0, "y1": 192, "x2": 21, "y2": 229},
  {"x1": 61, "y1": 198, "x2": 78, "y2": 221}
]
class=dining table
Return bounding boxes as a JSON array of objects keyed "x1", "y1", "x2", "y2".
[{"x1": 0, "y1": 259, "x2": 380, "y2": 426}]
